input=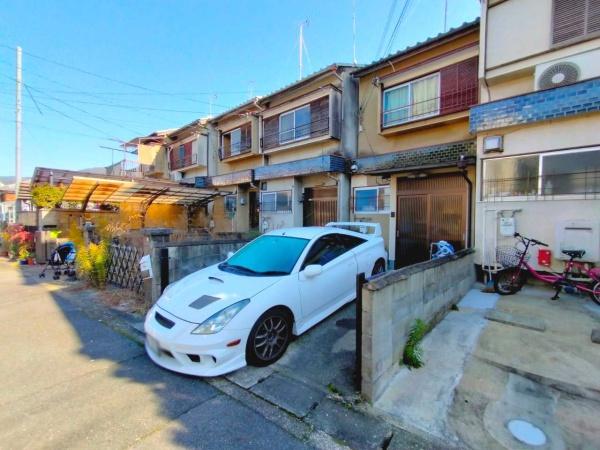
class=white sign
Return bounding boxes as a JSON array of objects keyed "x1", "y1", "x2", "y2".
[
  {"x1": 139, "y1": 255, "x2": 153, "y2": 278},
  {"x1": 499, "y1": 217, "x2": 516, "y2": 237}
]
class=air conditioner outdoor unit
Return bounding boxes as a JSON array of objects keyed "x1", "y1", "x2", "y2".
[{"x1": 535, "y1": 49, "x2": 600, "y2": 91}]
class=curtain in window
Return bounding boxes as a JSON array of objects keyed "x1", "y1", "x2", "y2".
[
  {"x1": 411, "y1": 75, "x2": 439, "y2": 119},
  {"x1": 295, "y1": 106, "x2": 311, "y2": 139},
  {"x1": 230, "y1": 129, "x2": 241, "y2": 155},
  {"x1": 383, "y1": 86, "x2": 409, "y2": 125},
  {"x1": 279, "y1": 113, "x2": 294, "y2": 143}
]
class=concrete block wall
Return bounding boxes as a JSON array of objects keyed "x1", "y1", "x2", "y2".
[
  {"x1": 149, "y1": 238, "x2": 248, "y2": 302},
  {"x1": 361, "y1": 249, "x2": 475, "y2": 402}
]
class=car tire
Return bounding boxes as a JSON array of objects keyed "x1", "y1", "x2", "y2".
[
  {"x1": 246, "y1": 307, "x2": 292, "y2": 367},
  {"x1": 372, "y1": 259, "x2": 386, "y2": 277}
]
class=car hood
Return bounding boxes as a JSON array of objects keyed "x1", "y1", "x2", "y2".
[{"x1": 156, "y1": 264, "x2": 282, "y2": 324}]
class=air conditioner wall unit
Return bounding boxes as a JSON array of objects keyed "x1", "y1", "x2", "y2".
[{"x1": 534, "y1": 49, "x2": 600, "y2": 91}]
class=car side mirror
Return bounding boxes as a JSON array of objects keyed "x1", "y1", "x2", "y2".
[
  {"x1": 304, "y1": 264, "x2": 322, "y2": 278},
  {"x1": 227, "y1": 251, "x2": 235, "y2": 259}
]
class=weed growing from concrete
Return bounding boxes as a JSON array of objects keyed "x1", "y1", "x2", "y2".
[{"x1": 402, "y1": 318, "x2": 429, "y2": 368}]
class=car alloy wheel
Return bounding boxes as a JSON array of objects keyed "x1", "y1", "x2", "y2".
[{"x1": 246, "y1": 308, "x2": 292, "y2": 366}]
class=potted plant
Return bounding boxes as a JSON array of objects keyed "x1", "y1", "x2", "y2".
[
  {"x1": 18, "y1": 245, "x2": 30, "y2": 265},
  {"x1": 27, "y1": 252, "x2": 36, "y2": 265}
]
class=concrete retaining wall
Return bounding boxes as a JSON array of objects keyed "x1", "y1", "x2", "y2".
[{"x1": 361, "y1": 249, "x2": 475, "y2": 402}]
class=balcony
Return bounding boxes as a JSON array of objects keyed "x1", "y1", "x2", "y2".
[
  {"x1": 382, "y1": 83, "x2": 478, "y2": 130},
  {"x1": 171, "y1": 153, "x2": 197, "y2": 170},
  {"x1": 107, "y1": 160, "x2": 156, "y2": 179},
  {"x1": 219, "y1": 141, "x2": 252, "y2": 161},
  {"x1": 262, "y1": 116, "x2": 330, "y2": 151}
]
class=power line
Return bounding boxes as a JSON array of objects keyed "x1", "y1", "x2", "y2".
[
  {"x1": 376, "y1": 0, "x2": 400, "y2": 57},
  {"x1": 0, "y1": 44, "x2": 234, "y2": 109}
]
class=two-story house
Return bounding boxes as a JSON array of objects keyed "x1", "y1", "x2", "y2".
[
  {"x1": 205, "y1": 63, "x2": 359, "y2": 234},
  {"x1": 166, "y1": 119, "x2": 210, "y2": 183},
  {"x1": 472, "y1": 0, "x2": 600, "y2": 273},
  {"x1": 351, "y1": 20, "x2": 480, "y2": 268}
]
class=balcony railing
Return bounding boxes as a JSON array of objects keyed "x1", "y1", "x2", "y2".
[
  {"x1": 382, "y1": 84, "x2": 478, "y2": 128},
  {"x1": 262, "y1": 116, "x2": 329, "y2": 151},
  {"x1": 107, "y1": 160, "x2": 156, "y2": 178},
  {"x1": 219, "y1": 141, "x2": 252, "y2": 161},
  {"x1": 482, "y1": 171, "x2": 600, "y2": 201},
  {"x1": 171, "y1": 153, "x2": 197, "y2": 170}
]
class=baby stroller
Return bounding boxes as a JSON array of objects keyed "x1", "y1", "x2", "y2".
[{"x1": 39, "y1": 242, "x2": 76, "y2": 280}]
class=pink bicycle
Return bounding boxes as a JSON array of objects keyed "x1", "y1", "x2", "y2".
[{"x1": 494, "y1": 233, "x2": 600, "y2": 305}]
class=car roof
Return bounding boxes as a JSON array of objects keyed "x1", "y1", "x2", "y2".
[{"x1": 265, "y1": 226, "x2": 359, "y2": 240}]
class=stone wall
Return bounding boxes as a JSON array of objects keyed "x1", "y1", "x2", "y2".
[{"x1": 361, "y1": 249, "x2": 475, "y2": 402}]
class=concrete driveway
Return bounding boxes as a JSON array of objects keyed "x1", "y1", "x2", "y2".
[
  {"x1": 0, "y1": 260, "x2": 315, "y2": 449},
  {"x1": 375, "y1": 284, "x2": 600, "y2": 449}
]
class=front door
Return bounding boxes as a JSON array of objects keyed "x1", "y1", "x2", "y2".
[
  {"x1": 303, "y1": 187, "x2": 338, "y2": 226},
  {"x1": 395, "y1": 173, "x2": 467, "y2": 268}
]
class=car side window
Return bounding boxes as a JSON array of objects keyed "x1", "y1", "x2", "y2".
[{"x1": 302, "y1": 234, "x2": 363, "y2": 269}]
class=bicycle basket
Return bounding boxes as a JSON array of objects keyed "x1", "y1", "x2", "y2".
[{"x1": 496, "y1": 246, "x2": 530, "y2": 268}]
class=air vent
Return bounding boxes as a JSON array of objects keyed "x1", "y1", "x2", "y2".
[{"x1": 537, "y1": 62, "x2": 580, "y2": 90}]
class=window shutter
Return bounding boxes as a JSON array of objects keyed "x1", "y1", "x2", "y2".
[
  {"x1": 589, "y1": 0, "x2": 600, "y2": 33},
  {"x1": 262, "y1": 116, "x2": 279, "y2": 150},
  {"x1": 553, "y1": 0, "x2": 600, "y2": 44},
  {"x1": 440, "y1": 57, "x2": 478, "y2": 115},
  {"x1": 309, "y1": 96, "x2": 329, "y2": 137}
]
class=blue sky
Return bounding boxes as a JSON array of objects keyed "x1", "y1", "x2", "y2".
[{"x1": 0, "y1": 0, "x2": 479, "y2": 177}]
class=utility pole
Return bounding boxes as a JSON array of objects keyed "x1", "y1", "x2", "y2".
[
  {"x1": 443, "y1": 0, "x2": 448, "y2": 32},
  {"x1": 352, "y1": 0, "x2": 358, "y2": 65},
  {"x1": 15, "y1": 46, "x2": 22, "y2": 200},
  {"x1": 299, "y1": 22, "x2": 304, "y2": 79}
]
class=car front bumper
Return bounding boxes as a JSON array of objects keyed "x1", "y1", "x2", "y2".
[{"x1": 144, "y1": 305, "x2": 250, "y2": 377}]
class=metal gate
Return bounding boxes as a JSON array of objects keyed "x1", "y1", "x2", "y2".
[
  {"x1": 303, "y1": 187, "x2": 337, "y2": 226},
  {"x1": 107, "y1": 243, "x2": 144, "y2": 295},
  {"x1": 396, "y1": 173, "x2": 467, "y2": 268}
]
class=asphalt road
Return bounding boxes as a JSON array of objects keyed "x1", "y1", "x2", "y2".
[{"x1": 0, "y1": 261, "x2": 313, "y2": 449}]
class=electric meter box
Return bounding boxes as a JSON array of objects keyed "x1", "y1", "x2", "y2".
[
  {"x1": 555, "y1": 220, "x2": 600, "y2": 262},
  {"x1": 499, "y1": 217, "x2": 516, "y2": 237}
]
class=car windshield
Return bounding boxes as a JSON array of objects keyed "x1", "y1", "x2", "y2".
[{"x1": 219, "y1": 235, "x2": 310, "y2": 276}]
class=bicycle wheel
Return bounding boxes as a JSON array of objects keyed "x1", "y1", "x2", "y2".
[
  {"x1": 590, "y1": 281, "x2": 600, "y2": 306},
  {"x1": 494, "y1": 269, "x2": 524, "y2": 295}
]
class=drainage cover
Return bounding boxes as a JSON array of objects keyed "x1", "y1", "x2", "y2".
[{"x1": 507, "y1": 419, "x2": 547, "y2": 446}]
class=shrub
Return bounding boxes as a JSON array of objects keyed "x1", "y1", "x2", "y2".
[
  {"x1": 76, "y1": 240, "x2": 109, "y2": 289},
  {"x1": 402, "y1": 319, "x2": 429, "y2": 369},
  {"x1": 31, "y1": 184, "x2": 65, "y2": 209}
]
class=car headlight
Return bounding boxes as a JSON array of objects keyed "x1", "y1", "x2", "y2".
[{"x1": 191, "y1": 299, "x2": 250, "y2": 335}]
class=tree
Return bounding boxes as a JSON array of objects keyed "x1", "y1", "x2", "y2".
[{"x1": 31, "y1": 184, "x2": 66, "y2": 209}]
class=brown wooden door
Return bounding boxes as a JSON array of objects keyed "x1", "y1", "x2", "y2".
[
  {"x1": 395, "y1": 174, "x2": 467, "y2": 268},
  {"x1": 303, "y1": 187, "x2": 337, "y2": 226},
  {"x1": 249, "y1": 191, "x2": 259, "y2": 229}
]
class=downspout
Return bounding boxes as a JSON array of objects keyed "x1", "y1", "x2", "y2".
[{"x1": 458, "y1": 156, "x2": 473, "y2": 248}]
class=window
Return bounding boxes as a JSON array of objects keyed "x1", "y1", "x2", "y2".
[
  {"x1": 279, "y1": 105, "x2": 311, "y2": 144},
  {"x1": 382, "y1": 73, "x2": 440, "y2": 127},
  {"x1": 553, "y1": 0, "x2": 600, "y2": 45},
  {"x1": 354, "y1": 186, "x2": 390, "y2": 213},
  {"x1": 260, "y1": 191, "x2": 292, "y2": 212},
  {"x1": 302, "y1": 234, "x2": 362, "y2": 268},
  {"x1": 482, "y1": 148, "x2": 600, "y2": 199},
  {"x1": 225, "y1": 195, "x2": 237, "y2": 213},
  {"x1": 229, "y1": 128, "x2": 241, "y2": 155},
  {"x1": 221, "y1": 235, "x2": 310, "y2": 276}
]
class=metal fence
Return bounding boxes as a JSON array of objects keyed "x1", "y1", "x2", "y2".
[{"x1": 107, "y1": 243, "x2": 144, "y2": 295}]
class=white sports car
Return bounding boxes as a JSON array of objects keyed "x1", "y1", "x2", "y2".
[{"x1": 144, "y1": 222, "x2": 387, "y2": 376}]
